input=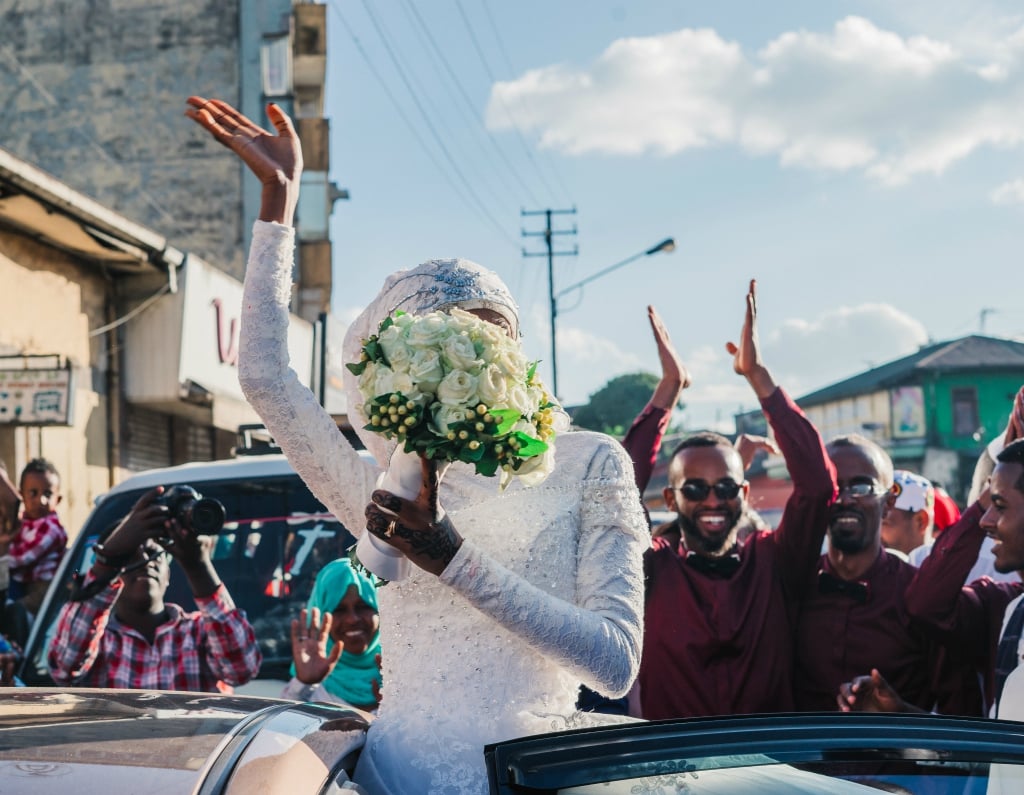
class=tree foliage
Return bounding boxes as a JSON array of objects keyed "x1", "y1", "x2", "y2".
[{"x1": 571, "y1": 372, "x2": 661, "y2": 435}]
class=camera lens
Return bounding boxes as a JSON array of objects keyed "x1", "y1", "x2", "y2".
[{"x1": 189, "y1": 498, "x2": 226, "y2": 535}]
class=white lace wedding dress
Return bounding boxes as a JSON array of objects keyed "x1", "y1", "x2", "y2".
[{"x1": 240, "y1": 221, "x2": 647, "y2": 795}]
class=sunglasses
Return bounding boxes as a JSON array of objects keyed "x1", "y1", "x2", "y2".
[
  {"x1": 676, "y1": 479, "x2": 743, "y2": 502},
  {"x1": 837, "y1": 482, "x2": 887, "y2": 499}
]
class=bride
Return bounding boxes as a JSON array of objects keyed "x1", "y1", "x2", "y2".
[{"x1": 186, "y1": 97, "x2": 648, "y2": 795}]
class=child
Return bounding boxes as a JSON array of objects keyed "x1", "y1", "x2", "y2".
[{"x1": 0, "y1": 458, "x2": 68, "y2": 617}]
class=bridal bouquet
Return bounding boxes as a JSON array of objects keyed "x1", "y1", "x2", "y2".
[{"x1": 346, "y1": 308, "x2": 559, "y2": 488}]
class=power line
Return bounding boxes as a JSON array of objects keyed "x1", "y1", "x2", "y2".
[
  {"x1": 327, "y1": 0, "x2": 493, "y2": 231},
  {"x1": 355, "y1": 0, "x2": 520, "y2": 248},
  {"x1": 480, "y1": 0, "x2": 575, "y2": 206},
  {"x1": 453, "y1": 0, "x2": 563, "y2": 206},
  {"x1": 368, "y1": 0, "x2": 509, "y2": 215},
  {"x1": 399, "y1": 0, "x2": 543, "y2": 208}
]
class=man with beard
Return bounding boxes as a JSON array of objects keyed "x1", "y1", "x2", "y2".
[
  {"x1": 794, "y1": 435, "x2": 940, "y2": 712},
  {"x1": 637, "y1": 281, "x2": 837, "y2": 719},
  {"x1": 48, "y1": 487, "x2": 261, "y2": 692}
]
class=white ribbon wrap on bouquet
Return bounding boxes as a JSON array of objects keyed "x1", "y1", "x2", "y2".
[{"x1": 356, "y1": 448, "x2": 448, "y2": 582}]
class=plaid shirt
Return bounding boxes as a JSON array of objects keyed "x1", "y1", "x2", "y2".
[
  {"x1": 48, "y1": 576, "x2": 262, "y2": 692},
  {"x1": 8, "y1": 512, "x2": 67, "y2": 584}
]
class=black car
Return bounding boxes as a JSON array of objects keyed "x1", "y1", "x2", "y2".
[{"x1": 486, "y1": 712, "x2": 1024, "y2": 794}]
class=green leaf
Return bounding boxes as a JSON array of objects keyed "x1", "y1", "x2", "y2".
[
  {"x1": 513, "y1": 432, "x2": 548, "y2": 457},
  {"x1": 379, "y1": 315, "x2": 395, "y2": 333},
  {"x1": 527, "y1": 361, "x2": 538, "y2": 381},
  {"x1": 476, "y1": 452, "x2": 499, "y2": 477},
  {"x1": 346, "y1": 361, "x2": 367, "y2": 376},
  {"x1": 491, "y1": 409, "x2": 521, "y2": 434}
]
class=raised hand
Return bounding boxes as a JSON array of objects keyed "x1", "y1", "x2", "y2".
[
  {"x1": 837, "y1": 668, "x2": 919, "y2": 713},
  {"x1": 185, "y1": 96, "x2": 302, "y2": 225},
  {"x1": 647, "y1": 305, "x2": 690, "y2": 410},
  {"x1": 365, "y1": 456, "x2": 463, "y2": 577},
  {"x1": 735, "y1": 433, "x2": 781, "y2": 472},
  {"x1": 1002, "y1": 386, "x2": 1024, "y2": 447},
  {"x1": 292, "y1": 607, "x2": 342, "y2": 686},
  {"x1": 725, "y1": 279, "x2": 776, "y2": 399}
]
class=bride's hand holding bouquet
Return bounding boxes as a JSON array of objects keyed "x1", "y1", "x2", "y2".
[{"x1": 353, "y1": 308, "x2": 560, "y2": 579}]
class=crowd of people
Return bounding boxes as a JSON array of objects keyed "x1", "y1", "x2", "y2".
[{"x1": 0, "y1": 95, "x2": 1021, "y2": 794}]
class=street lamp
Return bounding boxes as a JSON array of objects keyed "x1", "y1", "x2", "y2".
[{"x1": 549, "y1": 237, "x2": 676, "y2": 400}]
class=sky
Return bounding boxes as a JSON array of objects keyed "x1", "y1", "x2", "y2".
[{"x1": 323, "y1": 0, "x2": 1024, "y2": 431}]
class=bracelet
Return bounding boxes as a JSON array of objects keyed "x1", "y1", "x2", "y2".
[{"x1": 92, "y1": 543, "x2": 133, "y2": 570}]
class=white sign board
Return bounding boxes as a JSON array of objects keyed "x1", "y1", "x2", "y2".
[{"x1": 0, "y1": 367, "x2": 74, "y2": 425}]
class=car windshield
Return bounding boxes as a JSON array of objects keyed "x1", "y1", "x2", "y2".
[{"x1": 22, "y1": 474, "x2": 356, "y2": 684}]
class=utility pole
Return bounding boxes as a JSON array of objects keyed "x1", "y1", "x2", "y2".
[
  {"x1": 522, "y1": 207, "x2": 577, "y2": 399},
  {"x1": 980, "y1": 307, "x2": 997, "y2": 334}
]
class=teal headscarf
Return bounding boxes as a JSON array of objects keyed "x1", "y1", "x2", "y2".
[{"x1": 301, "y1": 559, "x2": 382, "y2": 707}]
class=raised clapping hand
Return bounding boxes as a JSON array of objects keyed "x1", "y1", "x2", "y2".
[
  {"x1": 734, "y1": 433, "x2": 782, "y2": 472},
  {"x1": 365, "y1": 456, "x2": 464, "y2": 577},
  {"x1": 185, "y1": 96, "x2": 303, "y2": 225},
  {"x1": 1002, "y1": 386, "x2": 1024, "y2": 448},
  {"x1": 725, "y1": 279, "x2": 777, "y2": 399},
  {"x1": 837, "y1": 668, "x2": 921, "y2": 713},
  {"x1": 291, "y1": 607, "x2": 343, "y2": 686},
  {"x1": 647, "y1": 304, "x2": 690, "y2": 409}
]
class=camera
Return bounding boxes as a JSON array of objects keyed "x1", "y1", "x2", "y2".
[{"x1": 156, "y1": 485, "x2": 226, "y2": 535}]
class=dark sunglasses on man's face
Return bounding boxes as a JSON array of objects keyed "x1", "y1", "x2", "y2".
[{"x1": 676, "y1": 478, "x2": 743, "y2": 502}]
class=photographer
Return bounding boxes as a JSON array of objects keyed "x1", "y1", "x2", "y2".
[{"x1": 47, "y1": 487, "x2": 261, "y2": 692}]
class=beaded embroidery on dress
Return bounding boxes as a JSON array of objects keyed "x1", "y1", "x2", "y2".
[{"x1": 239, "y1": 222, "x2": 647, "y2": 795}]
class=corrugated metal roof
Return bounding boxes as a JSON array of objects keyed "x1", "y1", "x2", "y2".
[{"x1": 797, "y1": 335, "x2": 1024, "y2": 406}]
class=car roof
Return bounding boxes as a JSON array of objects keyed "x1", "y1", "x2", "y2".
[
  {"x1": 101, "y1": 450, "x2": 374, "y2": 499},
  {"x1": 0, "y1": 688, "x2": 369, "y2": 793}
]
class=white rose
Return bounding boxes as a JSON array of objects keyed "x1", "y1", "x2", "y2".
[
  {"x1": 475, "y1": 320, "x2": 508, "y2": 353},
  {"x1": 477, "y1": 364, "x2": 508, "y2": 407},
  {"x1": 407, "y1": 313, "x2": 452, "y2": 348},
  {"x1": 372, "y1": 367, "x2": 398, "y2": 397},
  {"x1": 407, "y1": 348, "x2": 445, "y2": 393},
  {"x1": 378, "y1": 324, "x2": 413, "y2": 373},
  {"x1": 431, "y1": 403, "x2": 469, "y2": 435},
  {"x1": 493, "y1": 346, "x2": 528, "y2": 379},
  {"x1": 357, "y1": 361, "x2": 378, "y2": 397},
  {"x1": 506, "y1": 382, "x2": 532, "y2": 415},
  {"x1": 436, "y1": 369, "x2": 479, "y2": 407},
  {"x1": 515, "y1": 446, "x2": 555, "y2": 487},
  {"x1": 441, "y1": 334, "x2": 481, "y2": 372}
]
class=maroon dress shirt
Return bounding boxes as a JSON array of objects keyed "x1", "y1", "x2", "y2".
[
  {"x1": 904, "y1": 502, "x2": 1024, "y2": 714},
  {"x1": 639, "y1": 388, "x2": 836, "y2": 719},
  {"x1": 795, "y1": 548, "x2": 935, "y2": 711}
]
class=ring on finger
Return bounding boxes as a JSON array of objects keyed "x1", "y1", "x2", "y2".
[{"x1": 385, "y1": 519, "x2": 398, "y2": 538}]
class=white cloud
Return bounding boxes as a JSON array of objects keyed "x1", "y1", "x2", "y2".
[
  {"x1": 487, "y1": 15, "x2": 1024, "y2": 185},
  {"x1": 990, "y1": 178, "x2": 1024, "y2": 204}
]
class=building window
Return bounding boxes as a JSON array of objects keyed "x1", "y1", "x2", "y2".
[
  {"x1": 261, "y1": 35, "x2": 292, "y2": 98},
  {"x1": 952, "y1": 387, "x2": 979, "y2": 437}
]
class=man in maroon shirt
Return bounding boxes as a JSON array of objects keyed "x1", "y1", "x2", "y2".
[
  {"x1": 638, "y1": 280, "x2": 837, "y2": 719},
  {"x1": 794, "y1": 435, "x2": 942, "y2": 712}
]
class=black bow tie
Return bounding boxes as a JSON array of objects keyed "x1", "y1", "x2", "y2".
[
  {"x1": 684, "y1": 549, "x2": 742, "y2": 577},
  {"x1": 817, "y1": 570, "x2": 870, "y2": 603}
]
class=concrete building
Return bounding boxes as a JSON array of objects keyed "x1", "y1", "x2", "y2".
[
  {"x1": 0, "y1": 146, "x2": 314, "y2": 534},
  {"x1": 0, "y1": 0, "x2": 342, "y2": 321},
  {"x1": 0, "y1": 0, "x2": 346, "y2": 530}
]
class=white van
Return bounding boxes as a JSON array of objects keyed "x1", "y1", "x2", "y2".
[{"x1": 19, "y1": 451, "x2": 369, "y2": 696}]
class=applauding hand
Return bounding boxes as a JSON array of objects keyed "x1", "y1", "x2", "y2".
[
  {"x1": 726, "y1": 279, "x2": 776, "y2": 399},
  {"x1": 291, "y1": 607, "x2": 342, "y2": 686}
]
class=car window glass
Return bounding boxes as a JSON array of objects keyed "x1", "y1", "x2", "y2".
[{"x1": 23, "y1": 474, "x2": 356, "y2": 684}]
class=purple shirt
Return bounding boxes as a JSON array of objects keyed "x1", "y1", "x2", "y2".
[
  {"x1": 904, "y1": 502, "x2": 1024, "y2": 713},
  {"x1": 795, "y1": 549, "x2": 935, "y2": 711},
  {"x1": 639, "y1": 388, "x2": 836, "y2": 719}
]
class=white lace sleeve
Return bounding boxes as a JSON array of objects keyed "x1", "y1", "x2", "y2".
[
  {"x1": 439, "y1": 437, "x2": 646, "y2": 697},
  {"x1": 239, "y1": 221, "x2": 378, "y2": 534}
]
